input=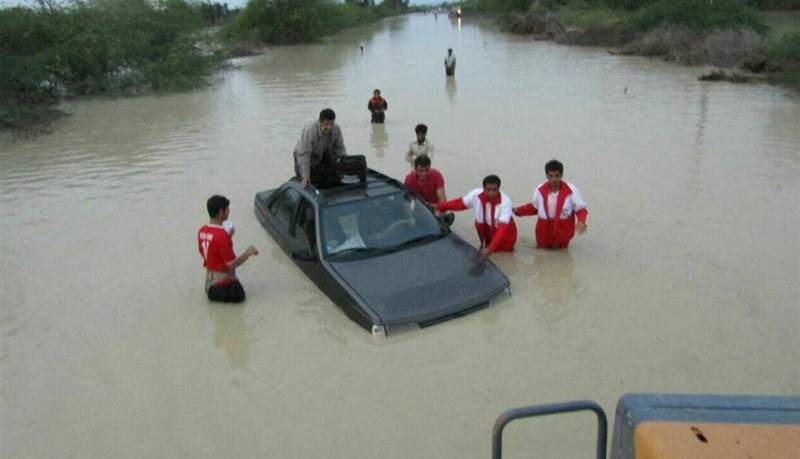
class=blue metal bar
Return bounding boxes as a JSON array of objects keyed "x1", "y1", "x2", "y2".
[{"x1": 492, "y1": 400, "x2": 608, "y2": 459}]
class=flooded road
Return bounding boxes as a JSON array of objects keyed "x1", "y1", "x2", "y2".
[{"x1": 2, "y1": 14, "x2": 799, "y2": 458}]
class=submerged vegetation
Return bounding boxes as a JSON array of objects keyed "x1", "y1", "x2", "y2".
[
  {"x1": 462, "y1": 0, "x2": 800, "y2": 88},
  {"x1": 1, "y1": 0, "x2": 409, "y2": 131}
]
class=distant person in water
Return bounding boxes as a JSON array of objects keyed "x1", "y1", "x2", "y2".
[
  {"x1": 367, "y1": 89, "x2": 388, "y2": 124},
  {"x1": 406, "y1": 123, "x2": 434, "y2": 166},
  {"x1": 513, "y1": 159, "x2": 588, "y2": 249},
  {"x1": 438, "y1": 174, "x2": 517, "y2": 258},
  {"x1": 198, "y1": 195, "x2": 258, "y2": 303},
  {"x1": 293, "y1": 108, "x2": 348, "y2": 189},
  {"x1": 444, "y1": 48, "x2": 456, "y2": 76}
]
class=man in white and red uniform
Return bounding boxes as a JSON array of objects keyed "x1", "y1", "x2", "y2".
[
  {"x1": 514, "y1": 159, "x2": 587, "y2": 249},
  {"x1": 437, "y1": 174, "x2": 517, "y2": 258},
  {"x1": 198, "y1": 195, "x2": 258, "y2": 303}
]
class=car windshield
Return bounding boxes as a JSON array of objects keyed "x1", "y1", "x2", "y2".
[{"x1": 321, "y1": 191, "x2": 446, "y2": 259}]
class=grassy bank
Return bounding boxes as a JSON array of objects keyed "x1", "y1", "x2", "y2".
[
  {"x1": 222, "y1": 0, "x2": 409, "y2": 51},
  {"x1": 1, "y1": 0, "x2": 229, "y2": 131},
  {"x1": 462, "y1": 0, "x2": 800, "y2": 88}
]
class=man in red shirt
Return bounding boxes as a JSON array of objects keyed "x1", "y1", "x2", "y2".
[
  {"x1": 197, "y1": 195, "x2": 258, "y2": 303},
  {"x1": 404, "y1": 155, "x2": 455, "y2": 226},
  {"x1": 404, "y1": 155, "x2": 446, "y2": 206}
]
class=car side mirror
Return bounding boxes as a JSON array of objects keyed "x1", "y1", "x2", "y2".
[{"x1": 291, "y1": 249, "x2": 317, "y2": 262}]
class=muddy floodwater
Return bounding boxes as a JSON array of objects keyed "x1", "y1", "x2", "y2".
[{"x1": 2, "y1": 13, "x2": 799, "y2": 459}]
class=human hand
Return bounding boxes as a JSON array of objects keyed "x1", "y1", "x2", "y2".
[
  {"x1": 512, "y1": 207, "x2": 520, "y2": 217},
  {"x1": 576, "y1": 222, "x2": 587, "y2": 234},
  {"x1": 480, "y1": 247, "x2": 492, "y2": 259},
  {"x1": 300, "y1": 177, "x2": 309, "y2": 189},
  {"x1": 245, "y1": 245, "x2": 259, "y2": 256}
]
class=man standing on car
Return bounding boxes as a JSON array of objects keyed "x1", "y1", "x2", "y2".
[
  {"x1": 437, "y1": 174, "x2": 517, "y2": 258},
  {"x1": 198, "y1": 195, "x2": 258, "y2": 303},
  {"x1": 294, "y1": 108, "x2": 348, "y2": 189},
  {"x1": 513, "y1": 159, "x2": 588, "y2": 249}
]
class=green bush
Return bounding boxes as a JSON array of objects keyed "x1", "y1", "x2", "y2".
[
  {"x1": 1, "y1": 0, "x2": 226, "y2": 129},
  {"x1": 223, "y1": 0, "x2": 406, "y2": 46},
  {"x1": 630, "y1": 0, "x2": 764, "y2": 32}
]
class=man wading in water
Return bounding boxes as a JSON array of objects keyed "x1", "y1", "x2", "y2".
[
  {"x1": 198, "y1": 195, "x2": 258, "y2": 303},
  {"x1": 514, "y1": 159, "x2": 588, "y2": 248},
  {"x1": 293, "y1": 108, "x2": 348, "y2": 189},
  {"x1": 444, "y1": 48, "x2": 456, "y2": 76},
  {"x1": 367, "y1": 89, "x2": 388, "y2": 124}
]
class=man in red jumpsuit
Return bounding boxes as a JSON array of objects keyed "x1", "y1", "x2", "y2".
[
  {"x1": 514, "y1": 159, "x2": 588, "y2": 249},
  {"x1": 437, "y1": 174, "x2": 517, "y2": 258}
]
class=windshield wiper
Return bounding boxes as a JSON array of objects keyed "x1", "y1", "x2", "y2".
[
  {"x1": 329, "y1": 247, "x2": 392, "y2": 258},
  {"x1": 389, "y1": 233, "x2": 445, "y2": 251}
]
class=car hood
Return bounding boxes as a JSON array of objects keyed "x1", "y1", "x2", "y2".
[{"x1": 328, "y1": 236, "x2": 509, "y2": 326}]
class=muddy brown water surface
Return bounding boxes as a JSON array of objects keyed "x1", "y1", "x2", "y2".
[{"x1": 2, "y1": 14, "x2": 799, "y2": 459}]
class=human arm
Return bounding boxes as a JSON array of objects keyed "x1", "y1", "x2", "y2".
[
  {"x1": 333, "y1": 124, "x2": 347, "y2": 157},
  {"x1": 481, "y1": 223, "x2": 510, "y2": 258},
  {"x1": 482, "y1": 200, "x2": 513, "y2": 257},
  {"x1": 437, "y1": 198, "x2": 467, "y2": 213},
  {"x1": 571, "y1": 185, "x2": 588, "y2": 234},
  {"x1": 513, "y1": 202, "x2": 537, "y2": 217},
  {"x1": 295, "y1": 125, "x2": 315, "y2": 187},
  {"x1": 226, "y1": 245, "x2": 258, "y2": 271}
]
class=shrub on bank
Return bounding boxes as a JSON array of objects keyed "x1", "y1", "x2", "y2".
[
  {"x1": 765, "y1": 31, "x2": 800, "y2": 85},
  {"x1": 0, "y1": 0, "x2": 224, "y2": 130},
  {"x1": 629, "y1": 0, "x2": 764, "y2": 33},
  {"x1": 223, "y1": 0, "x2": 407, "y2": 47}
]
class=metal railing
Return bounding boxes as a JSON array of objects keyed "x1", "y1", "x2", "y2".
[{"x1": 492, "y1": 400, "x2": 608, "y2": 459}]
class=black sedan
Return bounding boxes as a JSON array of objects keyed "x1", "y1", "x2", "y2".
[{"x1": 254, "y1": 169, "x2": 510, "y2": 335}]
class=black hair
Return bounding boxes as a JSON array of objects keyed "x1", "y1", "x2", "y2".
[
  {"x1": 448, "y1": 48, "x2": 452, "y2": 52},
  {"x1": 414, "y1": 123, "x2": 428, "y2": 134},
  {"x1": 207, "y1": 195, "x2": 230, "y2": 219},
  {"x1": 545, "y1": 159, "x2": 564, "y2": 175},
  {"x1": 414, "y1": 155, "x2": 432, "y2": 168},
  {"x1": 319, "y1": 108, "x2": 336, "y2": 122},
  {"x1": 482, "y1": 174, "x2": 501, "y2": 187},
  {"x1": 373, "y1": 89, "x2": 381, "y2": 94}
]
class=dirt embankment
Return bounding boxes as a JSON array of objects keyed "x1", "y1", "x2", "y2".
[{"x1": 501, "y1": 12, "x2": 764, "y2": 69}]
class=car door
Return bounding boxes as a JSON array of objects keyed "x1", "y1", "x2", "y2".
[
  {"x1": 266, "y1": 187, "x2": 302, "y2": 252},
  {"x1": 290, "y1": 198, "x2": 322, "y2": 281}
]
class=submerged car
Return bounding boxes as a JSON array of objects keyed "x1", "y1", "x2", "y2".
[{"x1": 254, "y1": 168, "x2": 510, "y2": 335}]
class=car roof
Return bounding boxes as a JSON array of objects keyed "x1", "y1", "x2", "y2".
[{"x1": 291, "y1": 169, "x2": 407, "y2": 206}]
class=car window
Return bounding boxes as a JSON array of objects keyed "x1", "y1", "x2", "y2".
[
  {"x1": 294, "y1": 199, "x2": 316, "y2": 253},
  {"x1": 269, "y1": 188, "x2": 302, "y2": 231},
  {"x1": 321, "y1": 191, "x2": 445, "y2": 259}
]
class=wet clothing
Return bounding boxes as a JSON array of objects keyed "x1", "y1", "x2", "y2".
[
  {"x1": 199, "y1": 224, "x2": 245, "y2": 302},
  {"x1": 515, "y1": 180, "x2": 587, "y2": 249},
  {"x1": 293, "y1": 120, "x2": 347, "y2": 183},
  {"x1": 406, "y1": 139, "x2": 434, "y2": 165},
  {"x1": 444, "y1": 53, "x2": 456, "y2": 76},
  {"x1": 208, "y1": 280, "x2": 245, "y2": 303},
  {"x1": 438, "y1": 188, "x2": 517, "y2": 252},
  {"x1": 404, "y1": 168, "x2": 445, "y2": 205},
  {"x1": 367, "y1": 96, "x2": 388, "y2": 123}
]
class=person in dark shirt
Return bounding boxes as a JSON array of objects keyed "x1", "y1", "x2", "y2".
[{"x1": 367, "y1": 89, "x2": 388, "y2": 124}]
